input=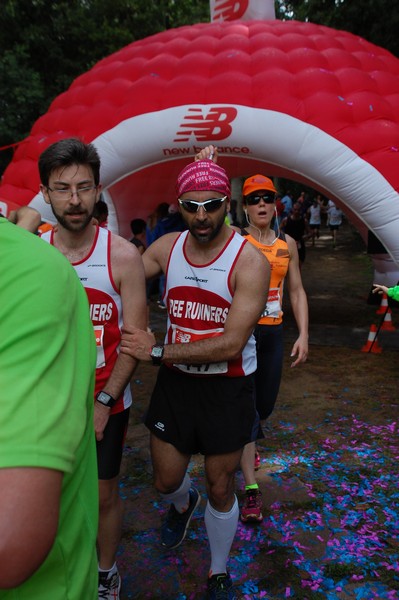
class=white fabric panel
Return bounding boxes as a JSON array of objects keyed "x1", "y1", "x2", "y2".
[{"x1": 209, "y1": 0, "x2": 275, "y2": 22}]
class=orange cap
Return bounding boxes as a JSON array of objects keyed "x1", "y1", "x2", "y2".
[{"x1": 243, "y1": 174, "x2": 277, "y2": 196}]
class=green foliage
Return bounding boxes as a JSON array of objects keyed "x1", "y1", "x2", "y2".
[
  {"x1": 277, "y1": 0, "x2": 399, "y2": 57},
  {"x1": 0, "y1": 46, "x2": 45, "y2": 168},
  {"x1": 0, "y1": 0, "x2": 209, "y2": 174}
]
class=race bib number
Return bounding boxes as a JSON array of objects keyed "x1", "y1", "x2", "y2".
[
  {"x1": 94, "y1": 325, "x2": 105, "y2": 368},
  {"x1": 171, "y1": 325, "x2": 227, "y2": 375},
  {"x1": 261, "y1": 287, "x2": 281, "y2": 319}
]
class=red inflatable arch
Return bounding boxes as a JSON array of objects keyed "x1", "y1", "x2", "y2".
[{"x1": 1, "y1": 19, "x2": 399, "y2": 274}]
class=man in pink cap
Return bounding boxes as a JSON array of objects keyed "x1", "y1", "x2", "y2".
[{"x1": 121, "y1": 147, "x2": 270, "y2": 599}]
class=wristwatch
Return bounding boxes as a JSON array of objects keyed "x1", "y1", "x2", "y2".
[
  {"x1": 96, "y1": 390, "x2": 117, "y2": 408},
  {"x1": 150, "y1": 344, "x2": 164, "y2": 366}
]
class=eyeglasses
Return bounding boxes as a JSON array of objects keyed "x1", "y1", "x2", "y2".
[
  {"x1": 178, "y1": 196, "x2": 227, "y2": 213},
  {"x1": 246, "y1": 194, "x2": 275, "y2": 206},
  {"x1": 47, "y1": 185, "x2": 97, "y2": 201}
]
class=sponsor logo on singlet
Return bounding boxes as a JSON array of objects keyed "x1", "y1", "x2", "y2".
[{"x1": 184, "y1": 276, "x2": 208, "y2": 283}]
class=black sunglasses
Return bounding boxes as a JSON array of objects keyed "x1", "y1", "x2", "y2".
[
  {"x1": 178, "y1": 196, "x2": 227, "y2": 214},
  {"x1": 246, "y1": 194, "x2": 275, "y2": 206}
]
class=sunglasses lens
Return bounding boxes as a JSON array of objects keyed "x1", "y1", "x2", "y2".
[
  {"x1": 247, "y1": 196, "x2": 261, "y2": 205},
  {"x1": 179, "y1": 197, "x2": 225, "y2": 213},
  {"x1": 247, "y1": 194, "x2": 275, "y2": 205},
  {"x1": 180, "y1": 201, "x2": 198, "y2": 213},
  {"x1": 205, "y1": 199, "x2": 223, "y2": 212}
]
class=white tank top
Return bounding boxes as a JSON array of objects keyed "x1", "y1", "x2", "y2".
[
  {"x1": 41, "y1": 226, "x2": 131, "y2": 413},
  {"x1": 164, "y1": 230, "x2": 256, "y2": 377}
]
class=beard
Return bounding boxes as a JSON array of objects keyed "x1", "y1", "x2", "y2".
[
  {"x1": 188, "y1": 210, "x2": 226, "y2": 244},
  {"x1": 50, "y1": 205, "x2": 94, "y2": 232}
]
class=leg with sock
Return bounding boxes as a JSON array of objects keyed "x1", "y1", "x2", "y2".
[
  {"x1": 205, "y1": 497, "x2": 239, "y2": 575},
  {"x1": 239, "y1": 442, "x2": 263, "y2": 523},
  {"x1": 160, "y1": 473, "x2": 201, "y2": 549},
  {"x1": 150, "y1": 431, "x2": 201, "y2": 551},
  {"x1": 204, "y1": 450, "x2": 241, "y2": 599}
]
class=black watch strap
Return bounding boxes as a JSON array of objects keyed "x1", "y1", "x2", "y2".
[
  {"x1": 96, "y1": 391, "x2": 117, "y2": 408},
  {"x1": 150, "y1": 344, "x2": 164, "y2": 366}
]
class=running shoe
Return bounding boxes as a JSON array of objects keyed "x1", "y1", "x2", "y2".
[
  {"x1": 240, "y1": 489, "x2": 263, "y2": 523},
  {"x1": 254, "y1": 449, "x2": 261, "y2": 470},
  {"x1": 207, "y1": 573, "x2": 237, "y2": 599},
  {"x1": 98, "y1": 569, "x2": 121, "y2": 600},
  {"x1": 161, "y1": 487, "x2": 201, "y2": 549}
]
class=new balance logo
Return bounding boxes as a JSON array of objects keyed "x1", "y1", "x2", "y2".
[
  {"x1": 212, "y1": 0, "x2": 248, "y2": 21},
  {"x1": 174, "y1": 107, "x2": 237, "y2": 142}
]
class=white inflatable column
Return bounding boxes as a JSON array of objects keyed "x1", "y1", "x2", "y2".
[{"x1": 209, "y1": 0, "x2": 275, "y2": 21}]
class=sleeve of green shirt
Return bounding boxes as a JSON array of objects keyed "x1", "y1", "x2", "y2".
[{"x1": 387, "y1": 285, "x2": 399, "y2": 302}]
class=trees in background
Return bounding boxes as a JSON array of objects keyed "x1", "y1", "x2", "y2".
[
  {"x1": 278, "y1": 0, "x2": 399, "y2": 58},
  {"x1": 0, "y1": 0, "x2": 397, "y2": 175},
  {"x1": 0, "y1": 0, "x2": 209, "y2": 174}
]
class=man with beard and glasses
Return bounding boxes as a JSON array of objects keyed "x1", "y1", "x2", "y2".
[
  {"x1": 38, "y1": 137, "x2": 147, "y2": 600},
  {"x1": 120, "y1": 148, "x2": 270, "y2": 600}
]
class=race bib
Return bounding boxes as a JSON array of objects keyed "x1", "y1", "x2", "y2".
[
  {"x1": 94, "y1": 325, "x2": 106, "y2": 368},
  {"x1": 261, "y1": 287, "x2": 281, "y2": 319},
  {"x1": 171, "y1": 324, "x2": 227, "y2": 375}
]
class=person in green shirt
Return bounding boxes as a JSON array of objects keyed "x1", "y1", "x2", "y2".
[
  {"x1": 373, "y1": 282, "x2": 399, "y2": 302},
  {"x1": 0, "y1": 219, "x2": 98, "y2": 599}
]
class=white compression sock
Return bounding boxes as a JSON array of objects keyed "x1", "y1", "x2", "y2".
[
  {"x1": 160, "y1": 473, "x2": 191, "y2": 513},
  {"x1": 205, "y1": 496, "x2": 239, "y2": 576}
]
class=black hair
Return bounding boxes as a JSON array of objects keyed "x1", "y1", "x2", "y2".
[
  {"x1": 130, "y1": 218, "x2": 146, "y2": 235},
  {"x1": 93, "y1": 197, "x2": 108, "y2": 221},
  {"x1": 38, "y1": 137, "x2": 101, "y2": 186}
]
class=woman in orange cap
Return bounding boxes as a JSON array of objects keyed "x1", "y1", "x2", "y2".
[{"x1": 238, "y1": 174, "x2": 309, "y2": 524}]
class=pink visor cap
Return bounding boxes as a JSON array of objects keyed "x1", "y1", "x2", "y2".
[{"x1": 176, "y1": 160, "x2": 231, "y2": 198}]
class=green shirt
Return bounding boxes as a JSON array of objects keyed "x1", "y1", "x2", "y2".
[
  {"x1": 387, "y1": 285, "x2": 399, "y2": 302},
  {"x1": 0, "y1": 220, "x2": 98, "y2": 599}
]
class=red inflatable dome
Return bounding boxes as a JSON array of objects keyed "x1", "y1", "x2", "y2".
[{"x1": 1, "y1": 19, "x2": 399, "y2": 267}]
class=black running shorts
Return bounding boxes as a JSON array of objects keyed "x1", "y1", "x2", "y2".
[
  {"x1": 145, "y1": 366, "x2": 256, "y2": 455},
  {"x1": 96, "y1": 408, "x2": 130, "y2": 480}
]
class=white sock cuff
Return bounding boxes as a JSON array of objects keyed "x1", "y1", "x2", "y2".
[
  {"x1": 98, "y1": 562, "x2": 117, "y2": 575},
  {"x1": 206, "y1": 495, "x2": 238, "y2": 520},
  {"x1": 160, "y1": 472, "x2": 191, "y2": 504}
]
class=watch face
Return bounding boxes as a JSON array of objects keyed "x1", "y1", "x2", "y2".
[
  {"x1": 151, "y1": 346, "x2": 163, "y2": 358},
  {"x1": 97, "y1": 391, "x2": 112, "y2": 405}
]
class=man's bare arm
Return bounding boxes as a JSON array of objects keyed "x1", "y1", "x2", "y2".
[
  {"x1": 0, "y1": 467, "x2": 62, "y2": 588},
  {"x1": 8, "y1": 206, "x2": 41, "y2": 233},
  {"x1": 94, "y1": 236, "x2": 147, "y2": 440},
  {"x1": 142, "y1": 232, "x2": 180, "y2": 280}
]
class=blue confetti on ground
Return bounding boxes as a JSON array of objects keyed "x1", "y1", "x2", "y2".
[{"x1": 119, "y1": 413, "x2": 399, "y2": 599}]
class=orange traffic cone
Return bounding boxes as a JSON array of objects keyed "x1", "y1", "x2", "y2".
[
  {"x1": 376, "y1": 293, "x2": 389, "y2": 314},
  {"x1": 361, "y1": 324, "x2": 382, "y2": 353},
  {"x1": 380, "y1": 308, "x2": 396, "y2": 331}
]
